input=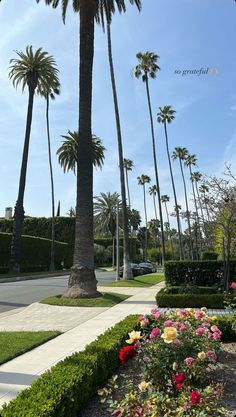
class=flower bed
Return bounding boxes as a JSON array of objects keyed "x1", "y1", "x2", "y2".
[{"x1": 99, "y1": 308, "x2": 231, "y2": 416}]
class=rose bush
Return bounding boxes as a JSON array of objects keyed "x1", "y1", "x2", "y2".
[{"x1": 101, "y1": 308, "x2": 225, "y2": 417}]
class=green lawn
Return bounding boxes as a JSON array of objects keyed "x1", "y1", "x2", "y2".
[
  {"x1": 41, "y1": 292, "x2": 130, "y2": 307},
  {"x1": 0, "y1": 331, "x2": 60, "y2": 365},
  {"x1": 101, "y1": 273, "x2": 164, "y2": 287}
]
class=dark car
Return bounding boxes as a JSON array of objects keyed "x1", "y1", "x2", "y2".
[
  {"x1": 119, "y1": 263, "x2": 143, "y2": 277},
  {"x1": 138, "y1": 262, "x2": 155, "y2": 274}
]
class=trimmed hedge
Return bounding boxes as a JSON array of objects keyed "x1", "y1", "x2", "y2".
[
  {"x1": 0, "y1": 315, "x2": 138, "y2": 417},
  {"x1": 155, "y1": 289, "x2": 234, "y2": 308},
  {"x1": 0, "y1": 218, "x2": 139, "y2": 266},
  {"x1": 163, "y1": 286, "x2": 218, "y2": 295},
  {"x1": 0, "y1": 233, "x2": 68, "y2": 272},
  {"x1": 164, "y1": 260, "x2": 236, "y2": 286}
]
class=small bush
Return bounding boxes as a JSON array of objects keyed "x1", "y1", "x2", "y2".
[
  {"x1": 202, "y1": 251, "x2": 218, "y2": 260},
  {"x1": 164, "y1": 286, "x2": 219, "y2": 295},
  {"x1": 155, "y1": 289, "x2": 232, "y2": 308}
]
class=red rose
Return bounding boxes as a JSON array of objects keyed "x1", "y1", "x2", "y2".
[
  {"x1": 119, "y1": 345, "x2": 137, "y2": 363},
  {"x1": 173, "y1": 372, "x2": 186, "y2": 384},
  {"x1": 176, "y1": 383, "x2": 183, "y2": 390},
  {"x1": 190, "y1": 391, "x2": 202, "y2": 404}
]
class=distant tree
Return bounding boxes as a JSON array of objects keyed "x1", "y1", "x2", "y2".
[
  {"x1": 57, "y1": 131, "x2": 105, "y2": 173},
  {"x1": 9, "y1": 46, "x2": 59, "y2": 273},
  {"x1": 127, "y1": 208, "x2": 142, "y2": 235},
  {"x1": 123, "y1": 158, "x2": 134, "y2": 208},
  {"x1": 134, "y1": 51, "x2": 166, "y2": 262},
  {"x1": 157, "y1": 106, "x2": 183, "y2": 259},
  {"x1": 161, "y1": 195, "x2": 174, "y2": 259},
  {"x1": 137, "y1": 174, "x2": 151, "y2": 260}
]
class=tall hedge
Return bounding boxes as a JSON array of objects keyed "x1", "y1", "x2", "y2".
[
  {"x1": 0, "y1": 218, "x2": 139, "y2": 265},
  {"x1": 164, "y1": 260, "x2": 236, "y2": 286},
  {"x1": 0, "y1": 233, "x2": 68, "y2": 271}
]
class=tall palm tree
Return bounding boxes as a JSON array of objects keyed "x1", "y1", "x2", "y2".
[
  {"x1": 185, "y1": 154, "x2": 202, "y2": 258},
  {"x1": 137, "y1": 174, "x2": 151, "y2": 260},
  {"x1": 191, "y1": 171, "x2": 207, "y2": 243},
  {"x1": 157, "y1": 106, "x2": 184, "y2": 259},
  {"x1": 148, "y1": 218, "x2": 160, "y2": 249},
  {"x1": 94, "y1": 192, "x2": 121, "y2": 268},
  {"x1": 199, "y1": 184, "x2": 210, "y2": 222},
  {"x1": 149, "y1": 185, "x2": 158, "y2": 220},
  {"x1": 9, "y1": 45, "x2": 59, "y2": 273},
  {"x1": 123, "y1": 158, "x2": 134, "y2": 208},
  {"x1": 172, "y1": 147, "x2": 194, "y2": 259},
  {"x1": 39, "y1": 81, "x2": 60, "y2": 272},
  {"x1": 134, "y1": 52, "x2": 166, "y2": 263},
  {"x1": 57, "y1": 131, "x2": 105, "y2": 173},
  {"x1": 37, "y1": 0, "x2": 141, "y2": 291},
  {"x1": 161, "y1": 195, "x2": 174, "y2": 258}
]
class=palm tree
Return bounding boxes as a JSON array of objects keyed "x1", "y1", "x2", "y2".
[
  {"x1": 127, "y1": 208, "x2": 141, "y2": 236},
  {"x1": 94, "y1": 192, "x2": 121, "y2": 268},
  {"x1": 148, "y1": 218, "x2": 160, "y2": 249},
  {"x1": 9, "y1": 45, "x2": 59, "y2": 273},
  {"x1": 39, "y1": 81, "x2": 61, "y2": 272},
  {"x1": 57, "y1": 131, "x2": 105, "y2": 173},
  {"x1": 191, "y1": 171, "x2": 207, "y2": 242},
  {"x1": 37, "y1": 0, "x2": 141, "y2": 292},
  {"x1": 199, "y1": 184, "x2": 210, "y2": 222},
  {"x1": 137, "y1": 174, "x2": 151, "y2": 260},
  {"x1": 134, "y1": 52, "x2": 166, "y2": 263},
  {"x1": 157, "y1": 106, "x2": 184, "y2": 259},
  {"x1": 149, "y1": 185, "x2": 158, "y2": 220},
  {"x1": 161, "y1": 195, "x2": 174, "y2": 258},
  {"x1": 185, "y1": 154, "x2": 202, "y2": 258},
  {"x1": 123, "y1": 158, "x2": 134, "y2": 208},
  {"x1": 172, "y1": 147, "x2": 194, "y2": 259}
]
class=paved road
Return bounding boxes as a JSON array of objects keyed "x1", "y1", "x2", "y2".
[{"x1": 0, "y1": 270, "x2": 116, "y2": 314}]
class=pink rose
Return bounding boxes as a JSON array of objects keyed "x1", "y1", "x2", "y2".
[
  {"x1": 176, "y1": 322, "x2": 186, "y2": 331},
  {"x1": 212, "y1": 332, "x2": 221, "y2": 340},
  {"x1": 164, "y1": 320, "x2": 174, "y2": 327},
  {"x1": 177, "y1": 309, "x2": 187, "y2": 317},
  {"x1": 172, "y1": 338, "x2": 181, "y2": 347},
  {"x1": 185, "y1": 357, "x2": 195, "y2": 367},
  {"x1": 195, "y1": 311, "x2": 204, "y2": 320},
  {"x1": 151, "y1": 308, "x2": 161, "y2": 319},
  {"x1": 202, "y1": 321, "x2": 211, "y2": 328},
  {"x1": 207, "y1": 331, "x2": 212, "y2": 339},
  {"x1": 149, "y1": 327, "x2": 161, "y2": 339},
  {"x1": 207, "y1": 350, "x2": 217, "y2": 361},
  {"x1": 230, "y1": 281, "x2": 236, "y2": 289},
  {"x1": 195, "y1": 327, "x2": 205, "y2": 335}
]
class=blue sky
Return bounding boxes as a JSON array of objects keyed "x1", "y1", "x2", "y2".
[{"x1": 0, "y1": 0, "x2": 235, "y2": 227}]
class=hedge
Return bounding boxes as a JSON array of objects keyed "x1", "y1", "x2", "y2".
[
  {"x1": 164, "y1": 260, "x2": 236, "y2": 286},
  {"x1": 0, "y1": 233, "x2": 68, "y2": 272},
  {"x1": 155, "y1": 289, "x2": 234, "y2": 309},
  {"x1": 0, "y1": 218, "x2": 139, "y2": 266},
  {"x1": 0, "y1": 315, "x2": 138, "y2": 417},
  {"x1": 162, "y1": 286, "x2": 218, "y2": 295}
]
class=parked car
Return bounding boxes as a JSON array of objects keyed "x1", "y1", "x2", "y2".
[
  {"x1": 138, "y1": 262, "x2": 156, "y2": 274},
  {"x1": 119, "y1": 263, "x2": 143, "y2": 277}
]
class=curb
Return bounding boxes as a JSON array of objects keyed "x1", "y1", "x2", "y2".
[{"x1": 0, "y1": 271, "x2": 70, "y2": 284}]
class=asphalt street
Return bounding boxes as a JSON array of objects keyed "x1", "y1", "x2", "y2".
[{"x1": 0, "y1": 270, "x2": 116, "y2": 314}]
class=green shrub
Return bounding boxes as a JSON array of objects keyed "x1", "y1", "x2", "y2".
[
  {"x1": 0, "y1": 233, "x2": 68, "y2": 271},
  {"x1": 202, "y1": 251, "x2": 218, "y2": 260},
  {"x1": 155, "y1": 289, "x2": 232, "y2": 308},
  {"x1": 215, "y1": 316, "x2": 236, "y2": 342},
  {"x1": 164, "y1": 260, "x2": 224, "y2": 286},
  {"x1": 163, "y1": 286, "x2": 219, "y2": 294},
  {"x1": 0, "y1": 315, "x2": 138, "y2": 417}
]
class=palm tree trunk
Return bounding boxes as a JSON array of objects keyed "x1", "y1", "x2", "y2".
[
  {"x1": 10, "y1": 87, "x2": 35, "y2": 273},
  {"x1": 195, "y1": 181, "x2": 207, "y2": 242},
  {"x1": 145, "y1": 77, "x2": 165, "y2": 263},
  {"x1": 46, "y1": 96, "x2": 55, "y2": 271},
  {"x1": 164, "y1": 202, "x2": 174, "y2": 259},
  {"x1": 143, "y1": 184, "x2": 148, "y2": 261},
  {"x1": 164, "y1": 123, "x2": 184, "y2": 259},
  {"x1": 125, "y1": 167, "x2": 131, "y2": 208},
  {"x1": 189, "y1": 166, "x2": 202, "y2": 259},
  {"x1": 107, "y1": 23, "x2": 132, "y2": 280},
  {"x1": 65, "y1": 0, "x2": 100, "y2": 298},
  {"x1": 153, "y1": 194, "x2": 161, "y2": 254},
  {"x1": 179, "y1": 158, "x2": 194, "y2": 259}
]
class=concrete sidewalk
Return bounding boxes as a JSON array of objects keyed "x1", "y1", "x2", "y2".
[{"x1": 0, "y1": 283, "x2": 163, "y2": 407}]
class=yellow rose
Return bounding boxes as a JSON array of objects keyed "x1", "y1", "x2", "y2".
[
  {"x1": 140, "y1": 320, "x2": 146, "y2": 328},
  {"x1": 161, "y1": 327, "x2": 178, "y2": 344},
  {"x1": 201, "y1": 307, "x2": 208, "y2": 313},
  {"x1": 198, "y1": 351, "x2": 206, "y2": 360},
  {"x1": 138, "y1": 381, "x2": 150, "y2": 392},
  {"x1": 172, "y1": 362, "x2": 178, "y2": 371},
  {"x1": 126, "y1": 330, "x2": 141, "y2": 344}
]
